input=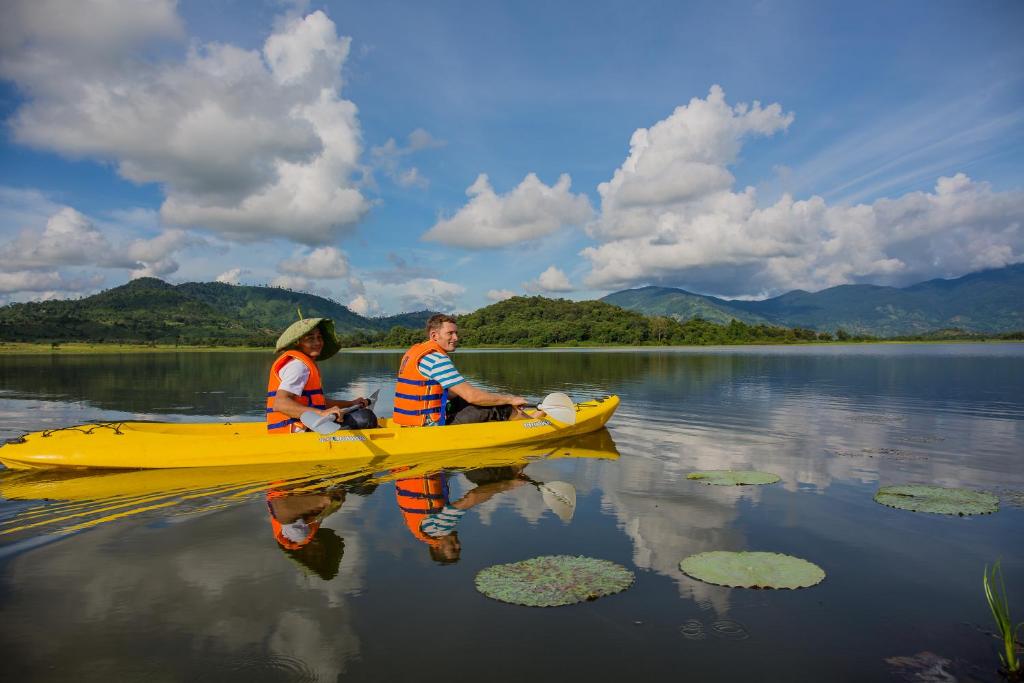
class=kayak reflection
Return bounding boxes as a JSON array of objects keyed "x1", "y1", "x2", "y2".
[{"x1": 0, "y1": 429, "x2": 618, "y2": 541}]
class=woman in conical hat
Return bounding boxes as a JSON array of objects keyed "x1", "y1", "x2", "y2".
[{"x1": 265, "y1": 317, "x2": 370, "y2": 433}]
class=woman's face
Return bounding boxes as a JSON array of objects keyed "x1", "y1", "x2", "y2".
[{"x1": 297, "y1": 327, "x2": 324, "y2": 359}]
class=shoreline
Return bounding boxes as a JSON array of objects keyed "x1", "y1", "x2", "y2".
[{"x1": 2, "y1": 339, "x2": 1022, "y2": 355}]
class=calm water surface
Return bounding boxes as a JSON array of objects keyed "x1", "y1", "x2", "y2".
[{"x1": 1, "y1": 344, "x2": 1022, "y2": 681}]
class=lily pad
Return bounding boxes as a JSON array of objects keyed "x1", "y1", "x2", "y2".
[
  {"x1": 686, "y1": 470, "x2": 780, "y2": 486},
  {"x1": 475, "y1": 555, "x2": 634, "y2": 607},
  {"x1": 873, "y1": 485, "x2": 998, "y2": 516},
  {"x1": 679, "y1": 551, "x2": 825, "y2": 589}
]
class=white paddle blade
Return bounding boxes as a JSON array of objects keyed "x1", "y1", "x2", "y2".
[
  {"x1": 341, "y1": 388, "x2": 381, "y2": 415},
  {"x1": 300, "y1": 411, "x2": 341, "y2": 435},
  {"x1": 536, "y1": 393, "x2": 576, "y2": 425},
  {"x1": 538, "y1": 481, "x2": 576, "y2": 522}
]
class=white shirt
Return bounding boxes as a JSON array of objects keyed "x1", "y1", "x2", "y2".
[{"x1": 277, "y1": 358, "x2": 311, "y2": 396}]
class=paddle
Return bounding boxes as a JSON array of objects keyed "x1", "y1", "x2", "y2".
[
  {"x1": 528, "y1": 392, "x2": 576, "y2": 425},
  {"x1": 301, "y1": 389, "x2": 379, "y2": 435},
  {"x1": 521, "y1": 474, "x2": 576, "y2": 521}
]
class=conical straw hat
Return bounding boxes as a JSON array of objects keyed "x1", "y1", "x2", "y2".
[{"x1": 274, "y1": 318, "x2": 341, "y2": 361}]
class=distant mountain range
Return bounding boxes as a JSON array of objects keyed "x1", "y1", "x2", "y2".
[
  {"x1": 0, "y1": 278, "x2": 434, "y2": 345},
  {"x1": 602, "y1": 263, "x2": 1024, "y2": 335},
  {"x1": 1, "y1": 264, "x2": 1022, "y2": 346}
]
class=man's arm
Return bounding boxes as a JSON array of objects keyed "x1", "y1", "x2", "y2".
[{"x1": 447, "y1": 381, "x2": 527, "y2": 408}]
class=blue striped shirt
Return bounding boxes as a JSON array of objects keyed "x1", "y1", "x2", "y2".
[
  {"x1": 420, "y1": 505, "x2": 467, "y2": 538},
  {"x1": 418, "y1": 352, "x2": 466, "y2": 389}
]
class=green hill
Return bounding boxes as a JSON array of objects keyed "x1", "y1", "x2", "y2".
[
  {"x1": 0, "y1": 278, "x2": 434, "y2": 346},
  {"x1": 602, "y1": 286, "x2": 771, "y2": 326},
  {"x1": 603, "y1": 263, "x2": 1024, "y2": 335}
]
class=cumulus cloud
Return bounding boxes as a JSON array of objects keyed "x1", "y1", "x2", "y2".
[
  {"x1": 278, "y1": 246, "x2": 351, "y2": 279},
  {"x1": 486, "y1": 289, "x2": 517, "y2": 302},
  {"x1": 347, "y1": 294, "x2": 379, "y2": 316},
  {"x1": 583, "y1": 86, "x2": 1024, "y2": 295},
  {"x1": 366, "y1": 277, "x2": 465, "y2": 312},
  {"x1": 423, "y1": 173, "x2": 593, "y2": 248},
  {"x1": 215, "y1": 268, "x2": 248, "y2": 284},
  {"x1": 1, "y1": 6, "x2": 369, "y2": 244},
  {"x1": 0, "y1": 207, "x2": 197, "y2": 281},
  {"x1": 526, "y1": 265, "x2": 573, "y2": 293}
]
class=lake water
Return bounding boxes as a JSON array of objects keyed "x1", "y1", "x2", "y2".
[{"x1": 1, "y1": 344, "x2": 1022, "y2": 681}]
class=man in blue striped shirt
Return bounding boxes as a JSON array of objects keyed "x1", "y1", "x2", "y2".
[{"x1": 395, "y1": 314, "x2": 528, "y2": 425}]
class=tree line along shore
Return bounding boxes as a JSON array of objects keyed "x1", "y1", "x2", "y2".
[{"x1": 2, "y1": 293, "x2": 1021, "y2": 355}]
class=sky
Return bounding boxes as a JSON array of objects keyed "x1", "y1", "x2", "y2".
[{"x1": 0, "y1": 0, "x2": 1022, "y2": 315}]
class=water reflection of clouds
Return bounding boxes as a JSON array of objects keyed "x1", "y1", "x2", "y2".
[{"x1": 0, "y1": 498, "x2": 370, "y2": 680}]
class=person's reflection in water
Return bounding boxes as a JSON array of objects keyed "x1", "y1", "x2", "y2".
[
  {"x1": 267, "y1": 480, "x2": 377, "y2": 580},
  {"x1": 394, "y1": 466, "x2": 527, "y2": 564}
]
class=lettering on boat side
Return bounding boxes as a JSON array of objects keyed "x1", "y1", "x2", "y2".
[
  {"x1": 319, "y1": 435, "x2": 368, "y2": 443},
  {"x1": 522, "y1": 420, "x2": 552, "y2": 428}
]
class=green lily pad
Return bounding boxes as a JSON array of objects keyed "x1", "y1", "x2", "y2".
[
  {"x1": 686, "y1": 470, "x2": 780, "y2": 486},
  {"x1": 475, "y1": 555, "x2": 634, "y2": 607},
  {"x1": 873, "y1": 485, "x2": 998, "y2": 516},
  {"x1": 679, "y1": 551, "x2": 825, "y2": 589}
]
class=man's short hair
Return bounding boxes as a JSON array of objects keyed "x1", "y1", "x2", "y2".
[{"x1": 426, "y1": 313, "x2": 457, "y2": 338}]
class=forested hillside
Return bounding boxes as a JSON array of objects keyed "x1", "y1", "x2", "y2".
[
  {"x1": 603, "y1": 263, "x2": 1024, "y2": 335},
  {"x1": 0, "y1": 278, "x2": 433, "y2": 346}
]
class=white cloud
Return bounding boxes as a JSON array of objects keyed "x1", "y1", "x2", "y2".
[
  {"x1": 347, "y1": 294, "x2": 379, "y2": 316},
  {"x1": 0, "y1": 270, "x2": 65, "y2": 293},
  {"x1": 0, "y1": 271, "x2": 104, "y2": 296},
  {"x1": 486, "y1": 289, "x2": 517, "y2": 302},
  {"x1": 583, "y1": 86, "x2": 1024, "y2": 295},
  {"x1": 423, "y1": 173, "x2": 593, "y2": 248},
  {"x1": 1, "y1": 8, "x2": 369, "y2": 244},
  {"x1": 367, "y1": 277, "x2": 465, "y2": 312},
  {"x1": 526, "y1": 265, "x2": 573, "y2": 293},
  {"x1": 216, "y1": 268, "x2": 247, "y2": 284},
  {"x1": 278, "y1": 246, "x2": 351, "y2": 279},
  {"x1": 0, "y1": 207, "x2": 129, "y2": 270},
  {"x1": 0, "y1": 206, "x2": 202, "y2": 290}
]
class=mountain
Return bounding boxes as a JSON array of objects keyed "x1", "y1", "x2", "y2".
[
  {"x1": 601, "y1": 286, "x2": 772, "y2": 326},
  {"x1": 602, "y1": 263, "x2": 1024, "y2": 335},
  {"x1": 0, "y1": 278, "x2": 435, "y2": 345}
]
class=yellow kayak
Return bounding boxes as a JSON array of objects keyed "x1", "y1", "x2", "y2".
[
  {"x1": 0, "y1": 395, "x2": 619, "y2": 470},
  {"x1": 0, "y1": 428, "x2": 619, "y2": 502},
  {"x1": 0, "y1": 429, "x2": 619, "y2": 537}
]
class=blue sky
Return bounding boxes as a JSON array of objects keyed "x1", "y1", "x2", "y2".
[{"x1": 1, "y1": 0, "x2": 1022, "y2": 314}]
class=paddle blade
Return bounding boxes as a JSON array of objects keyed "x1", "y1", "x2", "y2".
[
  {"x1": 538, "y1": 481, "x2": 576, "y2": 522},
  {"x1": 300, "y1": 411, "x2": 341, "y2": 435},
  {"x1": 537, "y1": 393, "x2": 576, "y2": 425}
]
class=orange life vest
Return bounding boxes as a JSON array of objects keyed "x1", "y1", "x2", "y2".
[
  {"x1": 266, "y1": 350, "x2": 327, "y2": 433},
  {"x1": 266, "y1": 489, "x2": 321, "y2": 550},
  {"x1": 392, "y1": 340, "x2": 449, "y2": 426},
  {"x1": 394, "y1": 474, "x2": 448, "y2": 545}
]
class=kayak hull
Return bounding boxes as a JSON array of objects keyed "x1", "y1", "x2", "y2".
[{"x1": 0, "y1": 395, "x2": 619, "y2": 470}]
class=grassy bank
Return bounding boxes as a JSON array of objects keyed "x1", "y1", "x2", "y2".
[{"x1": 6, "y1": 338, "x2": 1020, "y2": 355}]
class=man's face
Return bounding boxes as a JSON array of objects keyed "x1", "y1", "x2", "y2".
[
  {"x1": 297, "y1": 327, "x2": 324, "y2": 359},
  {"x1": 431, "y1": 322, "x2": 459, "y2": 353}
]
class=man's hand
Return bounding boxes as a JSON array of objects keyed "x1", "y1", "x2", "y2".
[
  {"x1": 508, "y1": 395, "x2": 528, "y2": 408},
  {"x1": 351, "y1": 396, "x2": 369, "y2": 409},
  {"x1": 320, "y1": 406, "x2": 344, "y2": 421}
]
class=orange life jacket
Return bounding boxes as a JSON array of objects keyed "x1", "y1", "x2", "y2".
[
  {"x1": 266, "y1": 489, "x2": 321, "y2": 550},
  {"x1": 392, "y1": 340, "x2": 449, "y2": 426},
  {"x1": 266, "y1": 350, "x2": 327, "y2": 433},
  {"x1": 394, "y1": 474, "x2": 448, "y2": 545}
]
